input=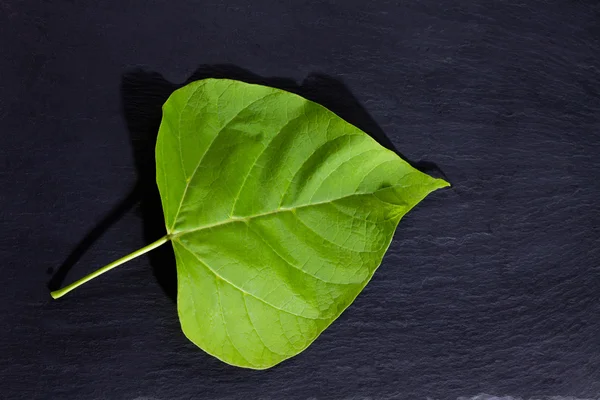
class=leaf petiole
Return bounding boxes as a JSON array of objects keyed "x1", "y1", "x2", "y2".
[{"x1": 50, "y1": 235, "x2": 171, "y2": 299}]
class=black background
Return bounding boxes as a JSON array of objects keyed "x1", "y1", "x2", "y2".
[{"x1": 2, "y1": 1, "x2": 600, "y2": 399}]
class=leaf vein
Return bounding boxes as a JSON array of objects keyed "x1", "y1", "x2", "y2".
[
  {"x1": 291, "y1": 212, "x2": 382, "y2": 253},
  {"x1": 246, "y1": 222, "x2": 350, "y2": 285},
  {"x1": 175, "y1": 240, "x2": 324, "y2": 320},
  {"x1": 175, "y1": 185, "x2": 404, "y2": 236},
  {"x1": 215, "y1": 278, "x2": 252, "y2": 364},
  {"x1": 278, "y1": 133, "x2": 361, "y2": 207},
  {"x1": 230, "y1": 100, "x2": 306, "y2": 216},
  {"x1": 242, "y1": 295, "x2": 286, "y2": 357},
  {"x1": 170, "y1": 92, "x2": 277, "y2": 231},
  {"x1": 177, "y1": 245, "x2": 250, "y2": 364},
  {"x1": 308, "y1": 148, "x2": 382, "y2": 202}
]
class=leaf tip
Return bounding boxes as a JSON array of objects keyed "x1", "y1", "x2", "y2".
[{"x1": 438, "y1": 178, "x2": 451, "y2": 189}]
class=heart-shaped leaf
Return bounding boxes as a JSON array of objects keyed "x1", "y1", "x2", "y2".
[
  {"x1": 156, "y1": 79, "x2": 448, "y2": 369},
  {"x1": 51, "y1": 78, "x2": 449, "y2": 370}
]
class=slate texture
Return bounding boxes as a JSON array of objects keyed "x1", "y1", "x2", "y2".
[{"x1": 1, "y1": 1, "x2": 599, "y2": 399}]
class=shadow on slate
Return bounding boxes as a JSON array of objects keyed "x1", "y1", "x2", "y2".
[{"x1": 48, "y1": 63, "x2": 446, "y2": 302}]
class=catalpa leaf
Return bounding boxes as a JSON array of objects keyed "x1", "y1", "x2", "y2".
[
  {"x1": 50, "y1": 78, "x2": 449, "y2": 370},
  {"x1": 156, "y1": 79, "x2": 448, "y2": 369}
]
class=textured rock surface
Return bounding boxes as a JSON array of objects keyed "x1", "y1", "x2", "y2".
[{"x1": 1, "y1": 1, "x2": 599, "y2": 399}]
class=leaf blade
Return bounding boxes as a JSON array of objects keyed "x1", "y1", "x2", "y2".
[{"x1": 157, "y1": 78, "x2": 448, "y2": 369}]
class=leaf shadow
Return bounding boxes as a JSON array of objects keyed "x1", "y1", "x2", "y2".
[{"x1": 47, "y1": 63, "x2": 446, "y2": 302}]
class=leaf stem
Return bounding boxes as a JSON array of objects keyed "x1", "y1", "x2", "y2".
[{"x1": 50, "y1": 235, "x2": 171, "y2": 300}]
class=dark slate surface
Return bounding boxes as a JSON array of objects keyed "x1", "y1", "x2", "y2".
[{"x1": 1, "y1": 1, "x2": 599, "y2": 399}]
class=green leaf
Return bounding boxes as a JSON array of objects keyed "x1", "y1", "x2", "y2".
[
  {"x1": 50, "y1": 78, "x2": 448, "y2": 369},
  {"x1": 155, "y1": 78, "x2": 449, "y2": 369}
]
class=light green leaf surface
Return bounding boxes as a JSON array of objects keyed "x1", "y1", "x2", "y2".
[{"x1": 155, "y1": 78, "x2": 449, "y2": 369}]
